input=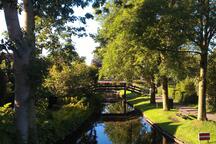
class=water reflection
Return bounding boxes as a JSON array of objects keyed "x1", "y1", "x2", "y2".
[
  {"x1": 77, "y1": 117, "x2": 173, "y2": 144},
  {"x1": 76, "y1": 100, "x2": 174, "y2": 144},
  {"x1": 104, "y1": 118, "x2": 152, "y2": 144},
  {"x1": 102, "y1": 101, "x2": 134, "y2": 114}
]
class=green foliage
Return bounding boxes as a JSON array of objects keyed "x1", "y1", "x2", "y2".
[
  {"x1": 37, "y1": 98, "x2": 94, "y2": 144},
  {"x1": 29, "y1": 57, "x2": 50, "y2": 97},
  {"x1": 33, "y1": 0, "x2": 104, "y2": 44},
  {"x1": 0, "y1": 103, "x2": 15, "y2": 144},
  {"x1": 96, "y1": 0, "x2": 160, "y2": 82},
  {"x1": 44, "y1": 62, "x2": 98, "y2": 100},
  {"x1": 207, "y1": 50, "x2": 216, "y2": 112},
  {"x1": 96, "y1": 0, "x2": 195, "y2": 86},
  {"x1": 174, "y1": 77, "x2": 198, "y2": 104},
  {"x1": 0, "y1": 52, "x2": 14, "y2": 106}
]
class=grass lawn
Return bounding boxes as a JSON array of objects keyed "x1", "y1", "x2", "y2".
[{"x1": 125, "y1": 92, "x2": 216, "y2": 144}]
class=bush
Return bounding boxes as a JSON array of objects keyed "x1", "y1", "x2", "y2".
[
  {"x1": 37, "y1": 98, "x2": 94, "y2": 144},
  {"x1": 174, "y1": 77, "x2": 198, "y2": 104},
  {"x1": 0, "y1": 103, "x2": 15, "y2": 144},
  {"x1": 36, "y1": 61, "x2": 101, "y2": 143},
  {"x1": 44, "y1": 62, "x2": 98, "y2": 102}
]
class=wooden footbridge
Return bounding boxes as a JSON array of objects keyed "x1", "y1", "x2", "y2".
[
  {"x1": 95, "y1": 81, "x2": 149, "y2": 122},
  {"x1": 95, "y1": 81, "x2": 149, "y2": 95}
]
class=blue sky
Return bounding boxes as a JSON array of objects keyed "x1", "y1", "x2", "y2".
[{"x1": 0, "y1": 6, "x2": 100, "y2": 65}]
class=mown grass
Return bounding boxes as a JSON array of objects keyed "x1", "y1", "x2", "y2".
[{"x1": 126, "y1": 93, "x2": 216, "y2": 144}]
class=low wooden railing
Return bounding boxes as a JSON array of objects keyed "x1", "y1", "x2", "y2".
[{"x1": 95, "y1": 81, "x2": 149, "y2": 95}]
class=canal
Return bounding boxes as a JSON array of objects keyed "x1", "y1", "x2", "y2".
[{"x1": 74, "y1": 98, "x2": 176, "y2": 144}]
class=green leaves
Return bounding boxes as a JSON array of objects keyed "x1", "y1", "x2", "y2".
[
  {"x1": 44, "y1": 61, "x2": 98, "y2": 98},
  {"x1": 85, "y1": 12, "x2": 94, "y2": 19},
  {"x1": 96, "y1": 0, "x2": 201, "y2": 85}
]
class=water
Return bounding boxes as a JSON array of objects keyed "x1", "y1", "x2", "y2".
[
  {"x1": 102, "y1": 101, "x2": 134, "y2": 114},
  {"x1": 75, "y1": 100, "x2": 175, "y2": 144}
]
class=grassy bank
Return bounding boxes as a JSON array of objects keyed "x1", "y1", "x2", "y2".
[{"x1": 125, "y1": 92, "x2": 216, "y2": 144}]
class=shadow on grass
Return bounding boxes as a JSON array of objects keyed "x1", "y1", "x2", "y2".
[
  {"x1": 127, "y1": 94, "x2": 156, "y2": 111},
  {"x1": 134, "y1": 102, "x2": 155, "y2": 112},
  {"x1": 155, "y1": 122, "x2": 180, "y2": 136}
]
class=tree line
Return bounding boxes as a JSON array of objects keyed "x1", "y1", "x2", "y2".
[{"x1": 93, "y1": 0, "x2": 216, "y2": 121}]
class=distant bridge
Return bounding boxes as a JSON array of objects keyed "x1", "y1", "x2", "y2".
[
  {"x1": 95, "y1": 81, "x2": 149, "y2": 95},
  {"x1": 95, "y1": 81, "x2": 149, "y2": 119}
]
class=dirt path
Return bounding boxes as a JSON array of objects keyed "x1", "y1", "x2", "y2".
[
  {"x1": 156, "y1": 96, "x2": 216, "y2": 121},
  {"x1": 177, "y1": 106, "x2": 216, "y2": 121}
]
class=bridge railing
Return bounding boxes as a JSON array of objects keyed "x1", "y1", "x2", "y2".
[
  {"x1": 127, "y1": 85, "x2": 150, "y2": 95},
  {"x1": 95, "y1": 81, "x2": 150, "y2": 95}
]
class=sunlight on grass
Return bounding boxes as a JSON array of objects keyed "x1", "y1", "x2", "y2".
[{"x1": 126, "y1": 94, "x2": 216, "y2": 144}]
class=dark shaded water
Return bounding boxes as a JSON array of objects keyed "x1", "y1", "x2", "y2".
[{"x1": 74, "y1": 100, "x2": 176, "y2": 144}]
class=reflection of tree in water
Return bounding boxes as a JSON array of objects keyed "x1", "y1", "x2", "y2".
[
  {"x1": 105, "y1": 101, "x2": 133, "y2": 113},
  {"x1": 104, "y1": 118, "x2": 153, "y2": 144},
  {"x1": 77, "y1": 128, "x2": 97, "y2": 144}
]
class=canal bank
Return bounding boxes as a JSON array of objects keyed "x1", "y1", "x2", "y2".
[
  {"x1": 55, "y1": 101, "x2": 102, "y2": 144},
  {"x1": 126, "y1": 99, "x2": 184, "y2": 144},
  {"x1": 126, "y1": 93, "x2": 216, "y2": 144}
]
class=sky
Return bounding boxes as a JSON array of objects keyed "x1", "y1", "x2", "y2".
[
  {"x1": 72, "y1": 6, "x2": 100, "y2": 65},
  {"x1": 0, "y1": 6, "x2": 100, "y2": 65}
]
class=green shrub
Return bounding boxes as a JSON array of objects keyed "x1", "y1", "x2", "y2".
[
  {"x1": 0, "y1": 103, "x2": 15, "y2": 144},
  {"x1": 37, "y1": 98, "x2": 94, "y2": 144},
  {"x1": 44, "y1": 62, "x2": 98, "y2": 101},
  {"x1": 174, "y1": 77, "x2": 198, "y2": 104}
]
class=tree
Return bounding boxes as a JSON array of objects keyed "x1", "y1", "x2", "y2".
[
  {"x1": 2, "y1": 1, "x2": 37, "y2": 143},
  {"x1": 183, "y1": 0, "x2": 216, "y2": 120},
  {"x1": 118, "y1": 0, "x2": 216, "y2": 114},
  {"x1": 207, "y1": 49, "x2": 216, "y2": 111},
  {"x1": 100, "y1": 0, "x2": 189, "y2": 110},
  {"x1": 1, "y1": 0, "x2": 101, "y2": 143},
  {"x1": 96, "y1": 0, "x2": 215, "y2": 118},
  {"x1": 44, "y1": 62, "x2": 98, "y2": 99},
  {"x1": 95, "y1": 0, "x2": 190, "y2": 109},
  {"x1": 137, "y1": 0, "x2": 192, "y2": 111}
]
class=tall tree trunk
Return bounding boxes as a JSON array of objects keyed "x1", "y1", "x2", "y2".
[
  {"x1": 23, "y1": 0, "x2": 38, "y2": 142},
  {"x1": 150, "y1": 76, "x2": 156, "y2": 104},
  {"x1": 198, "y1": 50, "x2": 208, "y2": 120},
  {"x1": 3, "y1": 0, "x2": 37, "y2": 143},
  {"x1": 161, "y1": 76, "x2": 169, "y2": 111},
  {"x1": 28, "y1": 96, "x2": 38, "y2": 144},
  {"x1": 14, "y1": 52, "x2": 31, "y2": 144}
]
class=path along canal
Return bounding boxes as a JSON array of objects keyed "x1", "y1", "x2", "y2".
[{"x1": 71, "y1": 93, "x2": 177, "y2": 144}]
